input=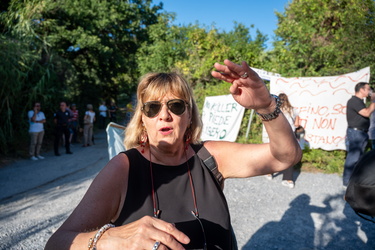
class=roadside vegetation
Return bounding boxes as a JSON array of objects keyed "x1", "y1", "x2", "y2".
[{"x1": 1, "y1": 0, "x2": 375, "y2": 174}]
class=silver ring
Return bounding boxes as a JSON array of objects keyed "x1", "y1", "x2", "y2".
[
  {"x1": 240, "y1": 72, "x2": 248, "y2": 79},
  {"x1": 152, "y1": 241, "x2": 161, "y2": 250}
]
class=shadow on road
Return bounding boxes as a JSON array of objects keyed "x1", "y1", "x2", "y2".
[{"x1": 243, "y1": 193, "x2": 375, "y2": 249}]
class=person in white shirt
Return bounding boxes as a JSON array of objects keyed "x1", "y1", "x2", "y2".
[
  {"x1": 83, "y1": 104, "x2": 96, "y2": 147},
  {"x1": 28, "y1": 102, "x2": 46, "y2": 160},
  {"x1": 99, "y1": 101, "x2": 108, "y2": 129}
]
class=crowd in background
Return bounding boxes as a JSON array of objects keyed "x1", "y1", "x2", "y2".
[{"x1": 27, "y1": 100, "x2": 119, "y2": 160}]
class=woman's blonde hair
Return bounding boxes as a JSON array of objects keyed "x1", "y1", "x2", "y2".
[
  {"x1": 278, "y1": 93, "x2": 293, "y2": 117},
  {"x1": 124, "y1": 72, "x2": 202, "y2": 149}
]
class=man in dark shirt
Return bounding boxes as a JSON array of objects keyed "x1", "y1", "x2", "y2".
[
  {"x1": 343, "y1": 82, "x2": 375, "y2": 186},
  {"x1": 108, "y1": 101, "x2": 118, "y2": 123},
  {"x1": 54, "y1": 101, "x2": 73, "y2": 156}
]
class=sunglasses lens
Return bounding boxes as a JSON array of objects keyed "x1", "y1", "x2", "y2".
[
  {"x1": 143, "y1": 99, "x2": 187, "y2": 117},
  {"x1": 143, "y1": 102, "x2": 162, "y2": 117},
  {"x1": 168, "y1": 100, "x2": 186, "y2": 115}
]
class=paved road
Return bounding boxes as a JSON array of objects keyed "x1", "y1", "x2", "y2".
[{"x1": 0, "y1": 130, "x2": 374, "y2": 249}]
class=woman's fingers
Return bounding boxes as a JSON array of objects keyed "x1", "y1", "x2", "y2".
[
  {"x1": 211, "y1": 71, "x2": 234, "y2": 83},
  {"x1": 229, "y1": 82, "x2": 241, "y2": 95},
  {"x1": 101, "y1": 216, "x2": 189, "y2": 249},
  {"x1": 213, "y1": 62, "x2": 229, "y2": 73},
  {"x1": 221, "y1": 60, "x2": 258, "y2": 79},
  {"x1": 223, "y1": 60, "x2": 248, "y2": 78},
  {"x1": 131, "y1": 216, "x2": 189, "y2": 249},
  {"x1": 151, "y1": 218, "x2": 190, "y2": 249},
  {"x1": 212, "y1": 62, "x2": 238, "y2": 80},
  {"x1": 213, "y1": 60, "x2": 258, "y2": 83}
]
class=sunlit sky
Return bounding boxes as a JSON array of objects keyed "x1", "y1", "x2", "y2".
[{"x1": 152, "y1": 0, "x2": 291, "y2": 49}]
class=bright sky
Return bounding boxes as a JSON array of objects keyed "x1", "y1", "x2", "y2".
[{"x1": 152, "y1": 0, "x2": 291, "y2": 49}]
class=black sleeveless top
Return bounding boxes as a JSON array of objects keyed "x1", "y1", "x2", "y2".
[{"x1": 114, "y1": 146, "x2": 234, "y2": 249}]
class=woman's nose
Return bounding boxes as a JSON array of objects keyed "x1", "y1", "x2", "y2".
[{"x1": 158, "y1": 104, "x2": 171, "y2": 120}]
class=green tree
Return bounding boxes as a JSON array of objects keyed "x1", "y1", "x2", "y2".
[
  {"x1": 0, "y1": 0, "x2": 163, "y2": 156},
  {"x1": 136, "y1": 13, "x2": 189, "y2": 74},
  {"x1": 0, "y1": 34, "x2": 62, "y2": 155},
  {"x1": 220, "y1": 22, "x2": 267, "y2": 68},
  {"x1": 4, "y1": 0, "x2": 162, "y2": 106},
  {"x1": 137, "y1": 20, "x2": 267, "y2": 87},
  {"x1": 270, "y1": 0, "x2": 375, "y2": 78}
]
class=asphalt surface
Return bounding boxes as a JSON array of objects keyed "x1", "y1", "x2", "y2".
[{"x1": 0, "y1": 130, "x2": 374, "y2": 249}]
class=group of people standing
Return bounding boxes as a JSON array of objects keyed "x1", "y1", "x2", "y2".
[{"x1": 28, "y1": 100, "x2": 117, "y2": 160}]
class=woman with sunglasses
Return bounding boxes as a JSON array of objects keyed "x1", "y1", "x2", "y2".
[{"x1": 45, "y1": 60, "x2": 302, "y2": 250}]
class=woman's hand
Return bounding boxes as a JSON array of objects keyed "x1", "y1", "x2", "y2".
[
  {"x1": 98, "y1": 216, "x2": 190, "y2": 250},
  {"x1": 211, "y1": 59, "x2": 273, "y2": 112}
]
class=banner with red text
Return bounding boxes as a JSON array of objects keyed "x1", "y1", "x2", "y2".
[
  {"x1": 201, "y1": 95, "x2": 245, "y2": 142},
  {"x1": 270, "y1": 67, "x2": 370, "y2": 151}
]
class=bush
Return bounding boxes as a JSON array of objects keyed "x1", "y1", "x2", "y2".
[{"x1": 299, "y1": 147, "x2": 345, "y2": 174}]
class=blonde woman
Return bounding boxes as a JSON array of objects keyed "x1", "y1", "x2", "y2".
[
  {"x1": 275, "y1": 93, "x2": 300, "y2": 188},
  {"x1": 46, "y1": 60, "x2": 301, "y2": 249}
]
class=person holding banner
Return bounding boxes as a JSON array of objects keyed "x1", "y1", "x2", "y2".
[
  {"x1": 45, "y1": 60, "x2": 302, "y2": 250},
  {"x1": 343, "y1": 82, "x2": 375, "y2": 187}
]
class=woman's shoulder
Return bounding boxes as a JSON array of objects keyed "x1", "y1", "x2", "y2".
[
  {"x1": 106, "y1": 152, "x2": 130, "y2": 171},
  {"x1": 119, "y1": 148, "x2": 143, "y2": 161}
]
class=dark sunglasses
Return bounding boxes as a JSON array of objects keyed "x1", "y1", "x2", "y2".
[{"x1": 142, "y1": 99, "x2": 188, "y2": 118}]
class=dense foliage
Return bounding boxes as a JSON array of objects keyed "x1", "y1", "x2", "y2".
[
  {"x1": 269, "y1": 0, "x2": 375, "y2": 78},
  {"x1": 1, "y1": 0, "x2": 375, "y2": 174},
  {"x1": 0, "y1": 0, "x2": 162, "y2": 154}
]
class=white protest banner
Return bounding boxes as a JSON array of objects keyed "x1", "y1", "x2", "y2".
[
  {"x1": 270, "y1": 67, "x2": 370, "y2": 151},
  {"x1": 201, "y1": 95, "x2": 245, "y2": 142},
  {"x1": 251, "y1": 67, "x2": 281, "y2": 81}
]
